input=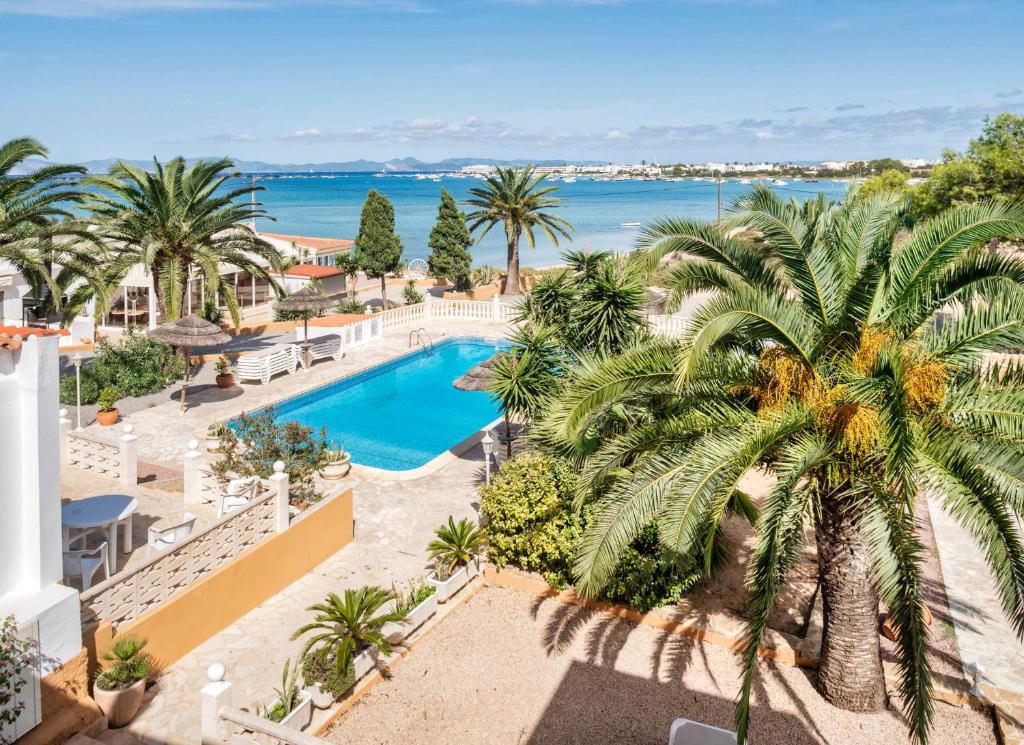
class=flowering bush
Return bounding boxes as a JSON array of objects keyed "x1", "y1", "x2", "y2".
[{"x1": 1, "y1": 615, "x2": 34, "y2": 742}]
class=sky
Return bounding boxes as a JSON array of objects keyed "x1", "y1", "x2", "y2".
[{"x1": 1, "y1": 0, "x2": 1023, "y2": 165}]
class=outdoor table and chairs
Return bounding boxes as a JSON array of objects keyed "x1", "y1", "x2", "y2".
[{"x1": 61, "y1": 494, "x2": 138, "y2": 576}]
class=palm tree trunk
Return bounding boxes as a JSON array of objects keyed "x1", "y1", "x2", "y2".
[
  {"x1": 504, "y1": 412, "x2": 513, "y2": 459},
  {"x1": 815, "y1": 496, "x2": 886, "y2": 711},
  {"x1": 504, "y1": 223, "x2": 522, "y2": 296}
]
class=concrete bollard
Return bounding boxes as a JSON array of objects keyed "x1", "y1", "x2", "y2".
[
  {"x1": 59, "y1": 408, "x2": 71, "y2": 467},
  {"x1": 270, "y1": 460, "x2": 290, "y2": 532},
  {"x1": 119, "y1": 423, "x2": 138, "y2": 486},
  {"x1": 183, "y1": 439, "x2": 202, "y2": 505},
  {"x1": 424, "y1": 292, "x2": 433, "y2": 321},
  {"x1": 200, "y1": 663, "x2": 231, "y2": 745}
]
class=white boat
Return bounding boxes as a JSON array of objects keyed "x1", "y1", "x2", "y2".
[
  {"x1": 739, "y1": 178, "x2": 751, "y2": 185},
  {"x1": 563, "y1": 177, "x2": 577, "y2": 183},
  {"x1": 620, "y1": 221, "x2": 641, "y2": 228},
  {"x1": 771, "y1": 179, "x2": 788, "y2": 186}
]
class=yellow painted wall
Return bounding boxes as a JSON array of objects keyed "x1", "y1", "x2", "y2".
[{"x1": 90, "y1": 489, "x2": 353, "y2": 671}]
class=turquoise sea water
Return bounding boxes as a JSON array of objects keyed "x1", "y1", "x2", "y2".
[
  {"x1": 255, "y1": 337, "x2": 504, "y2": 471},
  {"x1": 239, "y1": 174, "x2": 847, "y2": 268}
]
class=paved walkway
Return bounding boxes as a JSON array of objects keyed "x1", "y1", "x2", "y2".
[{"x1": 928, "y1": 497, "x2": 1024, "y2": 744}]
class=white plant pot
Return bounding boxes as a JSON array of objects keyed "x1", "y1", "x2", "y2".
[
  {"x1": 307, "y1": 682, "x2": 334, "y2": 710},
  {"x1": 318, "y1": 455, "x2": 351, "y2": 480},
  {"x1": 276, "y1": 689, "x2": 313, "y2": 731},
  {"x1": 428, "y1": 556, "x2": 479, "y2": 603},
  {"x1": 352, "y1": 647, "x2": 379, "y2": 681},
  {"x1": 382, "y1": 592, "x2": 439, "y2": 643}
]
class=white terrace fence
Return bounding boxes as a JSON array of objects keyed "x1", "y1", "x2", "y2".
[
  {"x1": 59, "y1": 410, "x2": 138, "y2": 485},
  {"x1": 377, "y1": 295, "x2": 516, "y2": 329},
  {"x1": 648, "y1": 314, "x2": 687, "y2": 338},
  {"x1": 79, "y1": 469, "x2": 289, "y2": 630}
]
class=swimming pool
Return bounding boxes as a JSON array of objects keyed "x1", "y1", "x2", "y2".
[{"x1": 254, "y1": 337, "x2": 505, "y2": 471}]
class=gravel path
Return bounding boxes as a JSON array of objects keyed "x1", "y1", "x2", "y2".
[{"x1": 325, "y1": 586, "x2": 997, "y2": 745}]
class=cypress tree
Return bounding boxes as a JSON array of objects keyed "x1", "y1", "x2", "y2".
[
  {"x1": 354, "y1": 189, "x2": 403, "y2": 304},
  {"x1": 426, "y1": 188, "x2": 473, "y2": 289}
]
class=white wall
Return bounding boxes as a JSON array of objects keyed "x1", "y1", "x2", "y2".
[{"x1": 0, "y1": 270, "x2": 31, "y2": 326}]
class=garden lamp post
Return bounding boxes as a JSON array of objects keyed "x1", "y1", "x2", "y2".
[
  {"x1": 72, "y1": 352, "x2": 83, "y2": 430},
  {"x1": 481, "y1": 431, "x2": 494, "y2": 485}
]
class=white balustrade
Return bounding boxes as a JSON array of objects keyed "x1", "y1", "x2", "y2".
[
  {"x1": 648, "y1": 314, "x2": 688, "y2": 338},
  {"x1": 65, "y1": 423, "x2": 138, "y2": 485}
]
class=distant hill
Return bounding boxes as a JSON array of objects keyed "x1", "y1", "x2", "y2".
[{"x1": 10, "y1": 155, "x2": 610, "y2": 175}]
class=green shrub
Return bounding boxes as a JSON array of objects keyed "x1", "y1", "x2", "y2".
[
  {"x1": 402, "y1": 280, "x2": 424, "y2": 305},
  {"x1": 599, "y1": 523, "x2": 703, "y2": 613},
  {"x1": 97, "y1": 387, "x2": 120, "y2": 412},
  {"x1": 59, "y1": 329, "x2": 183, "y2": 405},
  {"x1": 479, "y1": 452, "x2": 581, "y2": 588},
  {"x1": 301, "y1": 650, "x2": 355, "y2": 698}
]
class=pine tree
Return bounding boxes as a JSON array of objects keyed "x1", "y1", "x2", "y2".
[
  {"x1": 427, "y1": 189, "x2": 473, "y2": 289},
  {"x1": 354, "y1": 189, "x2": 403, "y2": 304}
]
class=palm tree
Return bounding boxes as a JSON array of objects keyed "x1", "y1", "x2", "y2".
[
  {"x1": 538, "y1": 185, "x2": 1024, "y2": 743},
  {"x1": 66, "y1": 157, "x2": 283, "y2": 327},
  {"x1": 0, "y1": 137, "x2": 89, "y2": 303},
  {"x1": 465, "y1": 166, "x2": 573, "y2": 296},
  {"x1": 490, "y1": 325, "x2": 562, "y2": 457},
  {"x1": 291, "y1": 586, "x2": 406, "y2": 674}
]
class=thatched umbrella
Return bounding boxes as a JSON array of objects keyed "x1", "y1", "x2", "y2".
[
  {"x1": 453, "y1": 353, "x2": 504, "y2": 391},
  {"x1": 149, "y1": 315, "x2": 231, "y2": 412},
  {"x1": 275, "y1": 287, "x2": 339, "y2": 368}
]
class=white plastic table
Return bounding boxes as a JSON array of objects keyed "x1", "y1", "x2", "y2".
[{"x1": 61, "y1": 494, "x2": 138, "y2": 575}]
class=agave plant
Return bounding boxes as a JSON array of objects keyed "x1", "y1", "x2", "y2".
[
  {"x1": 291, "y1": 586, "x2": 406, "y2": 676},
  {"x1": 260, "y1": 657, "x2": 301, "y2": 723},
  {"x1": 94, "y1": 635, "x2": 153, "y2": 691},
  {"x1": 465, "y1": 166, "x2": 573, "y2": 296},
  {"x1": 539, "y1": 184, "x2": 1024, "y2": 743},
  {"x1": 428, "y1": 517, "x2": 486, "y2": 579}
]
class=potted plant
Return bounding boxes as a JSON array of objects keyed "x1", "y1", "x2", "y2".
[
  {"x1": 384, "y1": 580, "x2": 438, "y2": 643},
  {"x1": 318, "y1": 441, "x2": 351, "y2": 480},
  {"x1": 258, "y1": 658, "x2": 312, "y2": 730},
  {"x1": 92, "y1": 635, "x2": 153, "y2": 728},
  {"x1": 292, "y1": 586, "x2": 407, "y2": 699},
  {"x1": 204, "y1": 423, "x2": 228, "y2": 452},
  {"x1": 95, "y1": 386, "x2": 120, "y2": 426},
  {"x1": 214, "y1": 355, "x2": 235, "y2": 388},
  {"x1": 426, "y1": 516, "x2": 486, "y2": 603},
  {"x1": 301, "y1": 651, "x2": 355, "y2": 709}
]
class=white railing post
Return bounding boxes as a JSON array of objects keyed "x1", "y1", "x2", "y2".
[
  {"x1": 492, "y1": 295, "x2": 501, "y2": 321},
  {"x1": 200, "y1": 663, "x2": 232, "y2": 745},
  {"x1": 270, "y1": 460, "x2": 290, "y2": 532},
  {"x1": 119, "y1": 423, "x2": 138, "y2": 486},
  {"x1": 59, "y1": 408, "x2": 71, "y2": 467},
  {"x1": 424, "y1": 295, "x2": 433, "y2": 321},
  {"x1": 183, "y1": 439, "x2": 202, "y2": 505}
]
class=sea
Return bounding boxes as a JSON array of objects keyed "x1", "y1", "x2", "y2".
[{"x1": 239, "y1": 173, "x2": 848, "y2": 268}]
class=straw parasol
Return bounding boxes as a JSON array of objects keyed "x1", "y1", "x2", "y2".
[
  {"x1": 453, "y1": 352, "x2": 504, "y2": 392},
  {"x1": 149, "y1": 315, "x2": 231, "y2": 412},
  {"x1": 275, "y1": 287, "x2": 340, "y2": 368}
]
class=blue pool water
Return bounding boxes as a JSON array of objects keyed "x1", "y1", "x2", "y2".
[{"x1": 256, "y1": 337, "x2": 504, "y2": 471}]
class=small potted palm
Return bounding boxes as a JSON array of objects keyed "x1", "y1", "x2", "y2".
[
  {"x1": 95, "y1": 386, "x2": 121, "y2": 426},
  {"x1": 318, "y1": 441, "x2": 351, "y2": 480},
  {"x1": 383, "y1": 579, "x2": 438, "y2": 643},
  {"x1": 292, "y1": 586, "x2": 408, "y2": 707},
  {"x1": 92, "y1": 635, "x2": 153, "y2": 728},
  {"x1": 258, "y1": 658, "x2": 312, "y2": 730},
  {"x1": 427, "y1": 516, "x2": 486, "y2": 603},
  {"x1": 214, "y1": 355, "x2": 235, "y2": 388}
]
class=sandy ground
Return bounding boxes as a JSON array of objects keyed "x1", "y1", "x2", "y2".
[{"x1": 325, "y1": 586, "x2": 996, "y2": 745}]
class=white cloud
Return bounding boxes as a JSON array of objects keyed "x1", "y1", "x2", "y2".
[
  {"x1": 407, "y1": 117, "x2": 447, "y2": 131},
  {"x1": 207, "y1": 133, "x2": 257, "y2": 143},
  {"x1": 604, "y1": 130, "x2": 626, "y2": 140},
  {"x1": 276, "y1": 127, "x2": 328, "y2": 142},
  {"x1": 996, "y1": 88, "x2": 1023, "y2": 99}
]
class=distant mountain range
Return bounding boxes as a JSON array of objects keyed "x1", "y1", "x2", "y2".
[{"x1": 12, "y1": 156, "x2": 610, "y2": 175}]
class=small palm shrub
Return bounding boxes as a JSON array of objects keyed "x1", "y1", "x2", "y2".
[
  {"x1": 291, "y1": 586, "x2": 407, "y2": 686},
  {"x1": 337, "y1": 298, "x2": 366, "y2": 314},
  {"x1": 402, "y1": 280, "x2": 424, "y2": 305},
  {"x1": 94, "y1": 635, "x2": 153, "y2": 691},
  {"x1": 261, "y1": 658, "x2": 301, "y2": 723},
  {"x1": 428, "y1": 517, "x2": 486, "y2": 579}
]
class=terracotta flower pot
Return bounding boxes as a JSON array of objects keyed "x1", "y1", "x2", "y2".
[
  {"x1": 96, "y1": 408, "x2": 120, "y2": 426},
  {"x1": 215, "y1": 373, "x2": 235, "y2": 388},
  {"x1": 93, "y1": 677, "x2": 146, "y2": 728}
]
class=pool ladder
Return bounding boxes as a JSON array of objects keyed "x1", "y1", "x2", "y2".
[{"x1": 408, "y1": 327, "x2": 435, "y2": 353}]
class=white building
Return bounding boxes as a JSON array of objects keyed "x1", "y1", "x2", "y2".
[{"x1": 460, "y1": 164, "x2": 496, "y2": 176}]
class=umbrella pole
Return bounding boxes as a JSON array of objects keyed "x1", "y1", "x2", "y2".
[
  {"x1": 302, "y1": 315, "x2": 311, "y2": 369},
  {"x1": 180, "y1": 346, "x2": 189, "y2": 413}
]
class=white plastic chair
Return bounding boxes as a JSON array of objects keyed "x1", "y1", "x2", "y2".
[
  {"x1": 63, "y1": 541, "x2": 110, "y2": 590},
  {"x1": 147, "y1": 512, "x2": 198, "y2": 558},
  {"x1": 668, "y1": 719, "x2": 738, "y2": 745},
  {"x1": 216, "y1": 475, "x2": 262, "y2": 518}
]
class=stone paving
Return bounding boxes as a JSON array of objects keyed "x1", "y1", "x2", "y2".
[{"x1": 928, "y1": 496, "x2": 1024, "y2": 744}]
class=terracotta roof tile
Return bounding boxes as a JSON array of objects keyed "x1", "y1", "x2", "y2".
[
  {"x1": 0, "y1": 326, "x2": 67, "y2": 350},
  {"x1": 282, "y1": 263, "x2": 344, "y2": 279},
  {"x1": 259, "y1": 232, "x2": 354, "y2": 254}
]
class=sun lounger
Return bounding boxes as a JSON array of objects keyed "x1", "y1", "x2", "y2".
[
  {"x1": 668, "y1": 719, "x2": 737, "y2": 745},
  {"x1": 294, "y1": 334, "x2": 343, "y2": 370},
  {"x1": 236, "y1": 346, "x2": 298, "y2": 384}
]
